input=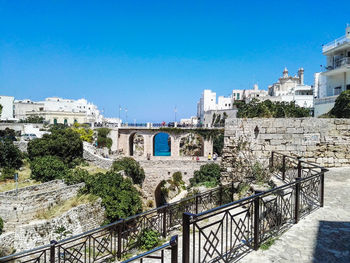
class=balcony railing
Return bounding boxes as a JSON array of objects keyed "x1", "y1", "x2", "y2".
[
  {"x1": 324, "y1": 57, "x2": 350, "y2": 72},
  {"x1": 323, "y1": 35, "x2": 350, "y2": 53}
]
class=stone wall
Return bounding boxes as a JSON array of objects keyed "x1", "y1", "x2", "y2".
[
  {"x1": 83, "y1": 142, "x2": 113, "y2": 169},
  {"x1": 0, "y1": 180, "x2": 84, "y2": 230},
  {"x1": 0, "y1": 200, "x2": 104, "y2": 252},
  {"x1": 222, "y1": 118, "x2": 350, "y2": 180}
]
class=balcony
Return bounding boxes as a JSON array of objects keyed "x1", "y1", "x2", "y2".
[
  {"x1": 323, "y1": 57, "x2": 350, "y2": 75},
  {"x1": 323, "y1": 35, "x2": 350, "y2": 53}
]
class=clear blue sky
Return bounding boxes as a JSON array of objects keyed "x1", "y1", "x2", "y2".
[{"x1": 0, "y1": 0, "x2": 349, "y2": 122}]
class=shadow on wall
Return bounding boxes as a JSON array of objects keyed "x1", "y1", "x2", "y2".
[{"x1": 313, "y1": 221, "x2": 350, "y2": 263}]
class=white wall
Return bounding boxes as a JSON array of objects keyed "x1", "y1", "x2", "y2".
[{"x1": 0, "y1": 96, "x2": 14, "y2": 120}]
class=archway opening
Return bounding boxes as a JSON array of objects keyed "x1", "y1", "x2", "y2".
[
  {"x1": 153, "y1": 132, "x2": 171, "y2": 156},
  {"x1": 179, "y1": 133, "x2": 204, "y2": 157},
  {"x1": 129, "y1": 132, "x2": 144, "y2": 156}
]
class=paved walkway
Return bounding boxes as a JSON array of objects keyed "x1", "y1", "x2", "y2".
[{"x1": 240, "y1": 167, "x2": 350, "y2": 263}]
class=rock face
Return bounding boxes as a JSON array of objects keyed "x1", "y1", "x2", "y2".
[
  {"x1": 222, "y1": 118, "x2": 350, "y2": 180},
  {"x1": 179, "y1": 133, "x2": 203, "y2": 156},
  {"x1": 133, "y1": 134, "x2": 144, "y2": 156},
  {"x1": 83, "y1": 142, "x2": 113, "y2": 169}
]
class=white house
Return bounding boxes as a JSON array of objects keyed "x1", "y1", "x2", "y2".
[
  {"x1": 0, "y1": 95, "x2": 15, "y2": 121},
  {"x1": 232, "y1": 84, "x2": 268, "y2": 101},
  {"x1": 314, "y1": 26, "x2": 350, "y2": 116}
]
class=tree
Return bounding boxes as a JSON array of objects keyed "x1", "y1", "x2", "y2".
[
  {"x1": 96, "y1": 128, "x2": 113, "y2": 149},
  {"x1": 0, "y1": 140, "x2": 23, "y2": 169},
  {"x1": 28, "y1": 128, "x2": 83, "y2": 165},
  {"x1": 112, "y1": 157, "x2": 145, "y2": 185},
  {"x1": 0, "y1": 104, "x2": 2, "y2": 117},
  {"x1": 190, "y1": 163, "x2": 221, "y2": 187},
  {"x1": 82, "y1": 171, "x2": 142, "y2": 223},
  {"x1": 20, "y1": 115, "x2": 45, "y2": 123},
  {"x1": 30, "y1": 156, "x2": 68, "y2": 182},
  {"x1": 329, "y1": 90, "x2": 350, "y2": 118},
  {"x1": 213, "y1": 133, "x2": 224, "y2": 156},
  {"x1": 71, "y1": 123, "x2": 94, "y2": 143}
]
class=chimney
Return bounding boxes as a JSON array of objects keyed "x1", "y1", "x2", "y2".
[{"x1": 298, "y1": 68, "x2": 304, "y2": 85}]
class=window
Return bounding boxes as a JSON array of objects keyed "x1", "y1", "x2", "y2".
[
  {"x1": 334, "y1": 86, "x2": 342, "y2": 95},
  {"x1": 237, "y1": 93, "x2": 240, "y2": 100},
  {"x1": 54, "y1": 118, "x2": 57, "y2": 125},
  {"x1": 64, "y1": 119, "x2": 68, "y2": 125},
  {"x1": 74, "y1": 119, "x2": 77, "y2": 123},
  {"x1": 347, "y1": 84, "x2": 350, "y2": 91}
]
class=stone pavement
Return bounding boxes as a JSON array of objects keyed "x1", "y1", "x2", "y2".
[{"x1": 239, "y1": 167, "x2": 350, "y2": 263}]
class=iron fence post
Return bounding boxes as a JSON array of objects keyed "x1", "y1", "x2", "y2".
[
  {"x1": 50, "y1": 240, "x2": 57, "y2": 263},
  {"x1": 117, "y1": 220, "x2": 123, "y2": 259},
  {"x1": 182, "y1": 213, "x2": 191, "y2": 263},
  {"x1": 320, "y1": 168, "x2": 326, "y2": 207},
  {"x1": 297, "y1": 157, "x2": 302, "y2": 178},
  {"x1": 253, "y1": 197, "x2": 260, "y2": 250},
  {"x1": 282, "y1": 155, "x2": 286, "y2": 181},
  {"x1": 219, "y1": 184, "x2": 223, "y2": 206},
  {"x1": 270, "y1": 151, "x2": 274, "y2": 170},
  {"x1": 170, "y1": 235, "x2": 178, "y2": 263},
  {"x1": 195, "y1": 195, "x2": 199, "y2": 214},
  {"x1": 162, "y1": 205, "x2": 168, "y2": 238},
  {"x1": 294, "y1": 178, "x2": 301, "y2": 224},
  {"x1": 231, "y1": 181, "x2": 235, "y2": 202}
]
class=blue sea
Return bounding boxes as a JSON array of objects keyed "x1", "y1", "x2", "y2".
[{"x1": 154, "y1": 133, "x2": 171, "y2": 156}]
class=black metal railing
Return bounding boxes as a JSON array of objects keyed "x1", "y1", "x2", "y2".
[
  {"x1": 121, "y1": 235, "x2": 178, "y2": 263},
  {"x1": 182, "y1": 152, "x2": 327, "y2": 263}
]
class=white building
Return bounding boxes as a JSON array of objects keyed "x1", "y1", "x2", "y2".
[
  {"x1": 232, "y1": 84, "x2": 268, "y2": 101},
  {"x1": 265, "y1": 68, "x2": 314, "y2": 108},
  {"x1": 197, "y1": 90, "x2": 234, "y2": 121},
  {"x1": 0, "y1": 95, "x2": 15, "y2": 121},
  {"x1": 14, "y1": 99, "x2": 44, "y2": 120},
  {"x1": 314, "y1": 26, "x2": 350, "y2": 117}
]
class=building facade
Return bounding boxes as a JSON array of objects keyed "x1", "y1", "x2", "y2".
[
  {"x1": 314, "y1": 26, "x2": 350, "y2": 117},
  {"x1": 0, "y1": 96, "x2": 15, "y2": 121},
  {"x1": 232, "y1": 84, "x2": 268, "y2": 101}
]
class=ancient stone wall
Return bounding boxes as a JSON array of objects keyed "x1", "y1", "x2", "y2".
[
  {"x1": 83, "y1": 142, "x2": 113, "y2": 169},
  {"x1": 222, "y1": 118, "x2": 350, "y2": 180},
  {"x1": 0, "y1": 200, "x2": 104, "y2": 252},
  {"x1": 0, "y1": 180, "x2": 84, "y2": 230}
]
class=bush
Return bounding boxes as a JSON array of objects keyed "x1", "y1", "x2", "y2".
[
  {"x1": 0, "y1": 167, "x2": 16, "y2": 181},
  {"x1": 236, "y1": 99, "x2": 310, "y2": 118},
  {"x1": 28, "y1": 128, "x2": 83, "y2": 165},
  {"x1": 0, "y1": 217, "x2": 3, "y2": 235},
  {"x1": 82, "y1": 171, "x2": 142, "y2": 223},
  {"x1": 213, "y1": 133, "x2": 224, "y2": 156},
  {"x1": 138, "y1": 229, "x2": 161, "y2": 250},
  {"x1": 0, "y1": 140, "x2": 23, "y2": 169},
  {"x1": 329, "y1": 90, "x2": 350, "y2": 118},
  {"x1": 112, "y1": 157, "x2": 145, "y2": 185},
  {"x1": 63, "y1": 168, "x2": 90, "y2": 185},
  {"x1": 71, "y1": 123, "x2": 94, "y2": 143},
  {"x1": 96, "y1": 128, "x2": 113, "y2": 149},
  {"x1": 190, "y1": 163, "x2": 221, "y2": 187},
  {"x1": 30, "y1": 156, "x2": 68, "y2": 182}
]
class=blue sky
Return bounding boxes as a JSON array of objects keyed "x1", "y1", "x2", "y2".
[{"x1": 0, "y1": 0, "x2": 349, "y2": 122}]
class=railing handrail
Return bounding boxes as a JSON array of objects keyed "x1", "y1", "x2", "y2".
[{"x1": 323, "y1": 35, "x2": 350, "y2": 52}]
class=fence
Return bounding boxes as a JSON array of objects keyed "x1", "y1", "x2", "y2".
[
  {"x1": 182, "y1": 152, "x2": 327, "y2": 263},
  {"x1": 0, "y1": 152, "x2": 327, "y2": 263}
]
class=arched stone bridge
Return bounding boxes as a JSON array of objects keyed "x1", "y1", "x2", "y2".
[{"x1": 110, "y1": 127, "x2": 215, "y2": 158}]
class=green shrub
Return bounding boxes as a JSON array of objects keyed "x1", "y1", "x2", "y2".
[
  {"x1": 71, "y1": 123, "x2": 94, "y2": 143},
  {"x1": 213, "y1": 133, "x2": 224, "y2": 156},
  {"x1": 27, "y1": 128, "x2": 83, "y2": 166},
  {"x1": 0, "y1": 217, "x2": 3, "y2": 235},
  {"x1": 96, "y1": 128, "x2": 113, "y2": 149},
  {"x1": 190, "y1": 163, "x2": 221, "y2": 187},
  {"x1": 64, "y1": 168, "x2": 90, "y2": 185},
  {"x1": 0, "y1": 140, "x2": 23, "y2": 169},
  {"x1": 82, "y1": 171, "x2": 142, "y2": 223},
  {"x1": 172, "y1": 172, "x2": 184, "y2": 188},
  {"x1": 252, "y1": 162, "x2": 271, "y2": 183},
  {"x1": 112, "y1": 157, "x2": 145, "y2": 185},
  {"x1": 30, "y1": 156, "x2": 68, "y2": 182},
  {"x1": 138, "y1": 229, "x2": 161, "y2": 250},
  {"x1": 0, "y1": 167, "x2": 16, "y2": 181},
  {"x1": 329, "y1": 90, "x2": 350, "y2": 118}
]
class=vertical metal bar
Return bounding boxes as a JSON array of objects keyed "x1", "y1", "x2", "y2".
[
  {"x1": 295, "y1": 178, "x2": 301, "y2": 224},
  {"x1": 231, "y1": 181, "x2": 234, "y2": 202},
  {"x1": 195, "y1": 195, "x2": 199, "y2": 214},
  {"x1": 282, "y1": 155, "x2": 286, "y2": 181},
  {"x1": 182, "y1": 213, "x2": 191, "y2": 263},
  {"x1": 162, "y1": 205, "x2": 167, "y2": 238},
  {"x1": 320, "y1": 169, "x2": 326, "y2": 207},
  {"x1": 117, "y1": 221, "x2": 123, "y2": 259},
  {"x1": 50, "y1": 240, "x2": 57, "y2": 263},
  {"x1": 219, "y1": 184, "x2": 223, "y2": 206},
  {"x1": 253, "y1": 197, "x2": 260, "y2": 250},
  {"x1": 297, "y1": 157, "x2": 302, "y2": 178},
  {"x1": 161, "y1": 249, "x2": 164, "y2": 263},
  {"x1": 170, "y1": 235, "x2": 178, "y2": 263}
]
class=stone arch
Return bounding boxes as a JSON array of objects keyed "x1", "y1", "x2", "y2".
[
  {"x1": 179, "y1": 132, "x2": 204, "y2": 157},
  {"x1": 129, "y1": 132, "x2": 144, "y2": 156},
  {"x1": 152, "y1": 132, "x2": 172, "y2": 156}
]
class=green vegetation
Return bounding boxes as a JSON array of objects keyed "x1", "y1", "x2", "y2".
[
  {"x1": 81, "y1": 171, "x2": 142, "y2": 223},
  {"x1": 19, "y1": 115, "x2": 45, "y2": 123},
  {"x1": 0, "y1": 128, "x2": 18, "y2": 141},
  {"x1": 30, "y1": 156, "x2": 68, "y2": 182},
  {"x1": 213, "y1": 132, "x2": 224, "y2": 156},
  {"x1": 112, "y1": 157, "x2": 145, "y2": 185},
  {"x1": 137, "y1": 229, "x2": 161, "y2": 250},
  {"x1": 327, "y1": 90, "x2": 350, "y2": 118},
  {"x1": 28, "y1": 128, "x2": 83, "y2": 165},
  {"x1": 211, "y1": 112, "x2": 228, "y2": 127},
  {"x1": 96, "y1": 128, "x2": 113, "y2": 149},
  {"x1": 0, "y1": 217, "x2": 3, "y2": 235},
  {"x1": 190, "y1": 163, "x2": 221, "y2": 187},
  {"x1": 71, "y1": 123, "x2": 94, "y2": 143},
  {"x1": 260, "y1": 237, "x2": 278, "y2": 250},
  {"x1": 236, "y1": 99, "x2": 310, "y2": 118},
  {"x1": 252, "y1": 162, "x2": 271, "y2": 184},
  {"x1": 0, "y1": 140, "x2": 23, "y2": 181}
]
